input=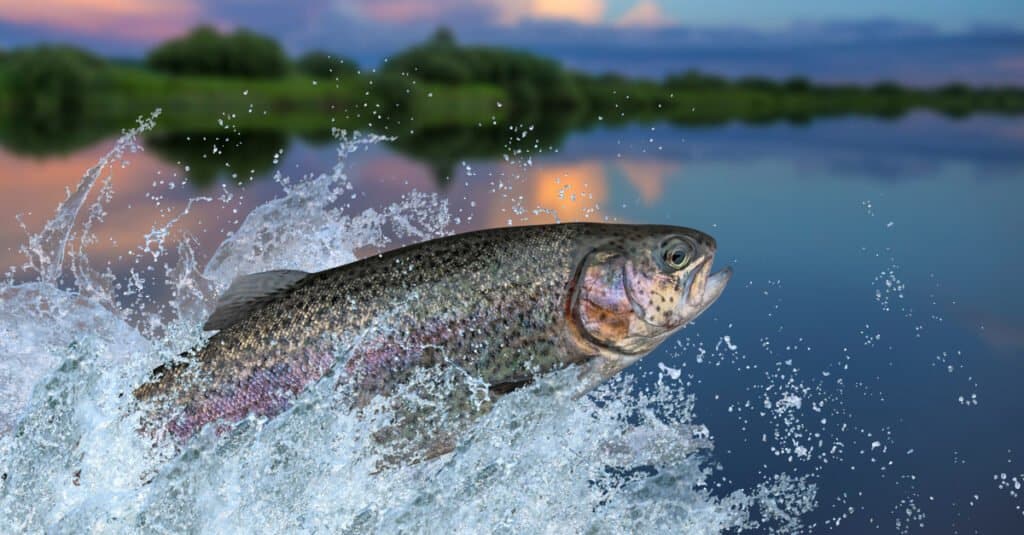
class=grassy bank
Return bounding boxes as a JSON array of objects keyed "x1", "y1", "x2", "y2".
[
  {"x1": 0, "y1": 63, "x2": 506, "y2": 130},
  {"x1": 0, "y1": 62, "x2": 508, "y2": 154},
  {"x1": 1, "y1": 32, "x2": 1022, "y2": 160},
  {"x1": 2, "y1": 62, "x2": 1021, "y2": 139}
]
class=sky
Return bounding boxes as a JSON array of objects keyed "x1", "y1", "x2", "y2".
[{"x1": 2, "y1": 0, "x2": 1023, "y2": 83}]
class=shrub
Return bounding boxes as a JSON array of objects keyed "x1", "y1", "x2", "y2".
[
  {"x1": 5, "y1": 46, "x2": 108, "y2": 127},
  {"x1": 296, "y1": 50, "x2": 359, "y2": 79},
  {"x1": 368, "y1": 73, "x2": 412, "y2": 109},
  {"x1": 147, "y1": 26, "x2": 288, "y2": 78},
  {"x1": 664, "y1": 70, "x2": 728, "y2": 90},
  {"x1": 737, "y1": 76, "x2": 780, "y2": 91},
  {"x1": 383, "y1": 27, "x2": 584, "y2": 110},
  {"x1": 938, "y1": 83, "x2": 969, "y2": 97},
  {"x1": 782, "y1": 76, "x2": 811, "y2": 92},
  {"x1": 871, "y1": 81, "x2": 906, "y2": 95}
]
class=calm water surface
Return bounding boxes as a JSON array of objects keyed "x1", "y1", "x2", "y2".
[{"x1": 2, "y1": 112, "x2": 1022, "y2": 532}]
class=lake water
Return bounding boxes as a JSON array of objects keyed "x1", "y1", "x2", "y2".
[{"x1": 1, "y1": 112, "x2": 1022, "y2": 532}]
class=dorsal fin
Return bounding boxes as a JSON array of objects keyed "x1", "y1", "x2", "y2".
[{"x1": 203, "y1": 269, "x2": 309, "y2": 330}]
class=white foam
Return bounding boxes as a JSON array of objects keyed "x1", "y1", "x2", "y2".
[{"x1": 0, "y1": 121, "x2": 815, "y2": 532}]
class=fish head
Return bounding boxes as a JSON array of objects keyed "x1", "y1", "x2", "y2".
[{"x1": 570, "y1": 225, "x2": 732, "y2": 383}]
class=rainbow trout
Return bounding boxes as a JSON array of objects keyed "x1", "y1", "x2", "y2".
[{"x1": 135, "y1": 223, "x2": 731, "y2": 451}]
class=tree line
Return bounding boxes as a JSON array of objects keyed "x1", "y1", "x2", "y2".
[
  {"x1": 1, "y1": 25, "x2": 1021, "y2": 135},
  {"x1": 146, "y1": 25, "x2": 359, "y2": 79},
  {"x1": 0, "y1": 27, "x2": 360, "y2": 129}
]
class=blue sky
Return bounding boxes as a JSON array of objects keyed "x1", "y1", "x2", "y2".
[
  {"x1": 3, "y1": 0, "x2": 1022, "y2": 44},
  {"x1": 2, "y1": 1, "x2": 1023, "y2": 83},
  {"x1": 605, "y1": 0, "x2": 1023, "y2": 31}
]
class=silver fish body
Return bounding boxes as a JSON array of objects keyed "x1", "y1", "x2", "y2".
[{"x1": 135, "y1": 223, "x2": 731, "y2": 449}]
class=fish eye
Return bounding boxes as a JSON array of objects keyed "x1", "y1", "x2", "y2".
[{"x1": 662, "y1": 241, "x2": 692, "y2": 270}]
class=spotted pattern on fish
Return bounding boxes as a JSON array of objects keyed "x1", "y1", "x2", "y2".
[{"x1": 134, "y1": 223, "x2": 731, "y2": 451}]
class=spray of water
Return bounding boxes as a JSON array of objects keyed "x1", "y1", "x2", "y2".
[{"x1": 0, "y1": 117, "x2": 815, "y2": 532}]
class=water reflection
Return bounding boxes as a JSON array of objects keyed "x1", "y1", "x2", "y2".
[
  {"x1": 3, "y1": 112, "x2": 1023, "y2": 279},
  {"x1": 966, "y1": 312, "x2": 1024, "y2": 354},
  {"x1": 386, "y1": 117, "x2": 583, "y2": 186},
  {"x1": 0, "y1": 138, "x2": 264, "y2": 275},
  {"x1": 616, "y1": 159, "x2": 678, "y2": 204},
  {"x1": 2, "y1": 112, "x2": 1023, "y2": 531},
  {"x1": 0, "y1": 116, "x2": 114, "y2": 156},
  {"x1": 145, "y1": 130, "x2": 290, "y2": 187},
  {"x1": 516, "y1": 161, "x2": 608, "y2": 225}
]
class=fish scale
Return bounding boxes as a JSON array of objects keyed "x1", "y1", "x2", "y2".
[{"x1": 135, "y1": 223, "x2": 731, "y2": 454}]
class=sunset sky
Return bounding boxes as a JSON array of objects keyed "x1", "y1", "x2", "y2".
[{"x1": 2, "y1": 0, "x2": 1023, "y2": 83}]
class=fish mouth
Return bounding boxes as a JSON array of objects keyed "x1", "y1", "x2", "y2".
[{"x1": 700, "y1": 266, "x2": 733, "y2": 309}]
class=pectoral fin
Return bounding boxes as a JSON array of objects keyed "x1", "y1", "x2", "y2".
[
  {"x1": 572, "y1": 355, "x2": 637, "y2": 399},
  {"x1": 488, "y1": 377, "x2": 533, "y2": 396}
]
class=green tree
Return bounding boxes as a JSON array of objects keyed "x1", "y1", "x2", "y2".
[
  {"x1": 147, "y1": 26, "x2": 288, "y2": 78},
  {"x1": 664, "y1": 70, "x2": 728, "y2": 90},
  {"x1": 938, "y1": 82, "x2": 969, "y2": 97},
  {"x1": 382, "y1": 28, "x2": 584, "y2": 112},
  {"x1": 5, "y1": 46, "x2": 108, "y2": 129},
  {"x1": 871, "y1": 81, "x2": 906, "y2": 95},
  {"x1": 737, "y1": 76, "x2": 780, "y2": 91},
  {"x1": 226, "y1": 29, "x2": 289, "y2": 77},
  {"x1": 431, "y1": 27, "x2": 457, "y2": 47},
  {"x1": 296, "y1": 50, "x2": 359, "y2": 79},
  {"x1": 782, "y1": 76, "x2": 811, "y2": 92}
]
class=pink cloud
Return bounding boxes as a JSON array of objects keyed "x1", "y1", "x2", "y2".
[
  {"x1": 995, "y1": 55, "x2": 1024, "y2": 76},
  {"x1": 512, "y1": 0, "x2": 606, "y2": 25},
  {"x1": 353, "y1": 0, "x2": 474, "y2": 24},
  {"x1": 1, "y1": 0, "x2": 200, "y2": 41},
  {"x1": 349, "y1": 0, "x2": 608, "y2": 27},
  {"x1": 616, "y1": 0, "x2": 675, "y2": 28}
]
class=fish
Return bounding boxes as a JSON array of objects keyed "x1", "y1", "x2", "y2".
[{"x1": 134, "y1": 223, "x2": 732, "y2": 457}]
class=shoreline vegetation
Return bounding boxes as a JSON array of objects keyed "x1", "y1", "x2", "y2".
[{"x1": 2, "y1": 26, "x2": 1022, "y2": 182}]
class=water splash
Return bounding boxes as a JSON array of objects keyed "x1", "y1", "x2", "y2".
[
  {"x1": 17, "y1": 111, "x2": 162, "y2": 288},
  {"x1": 0, "y1": 119, "x2": 815, "y2": 532}
]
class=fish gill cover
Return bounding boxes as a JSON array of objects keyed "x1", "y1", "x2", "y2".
[{"x1": 0, "y1": 112, "x2": 815, "y2": 533}]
